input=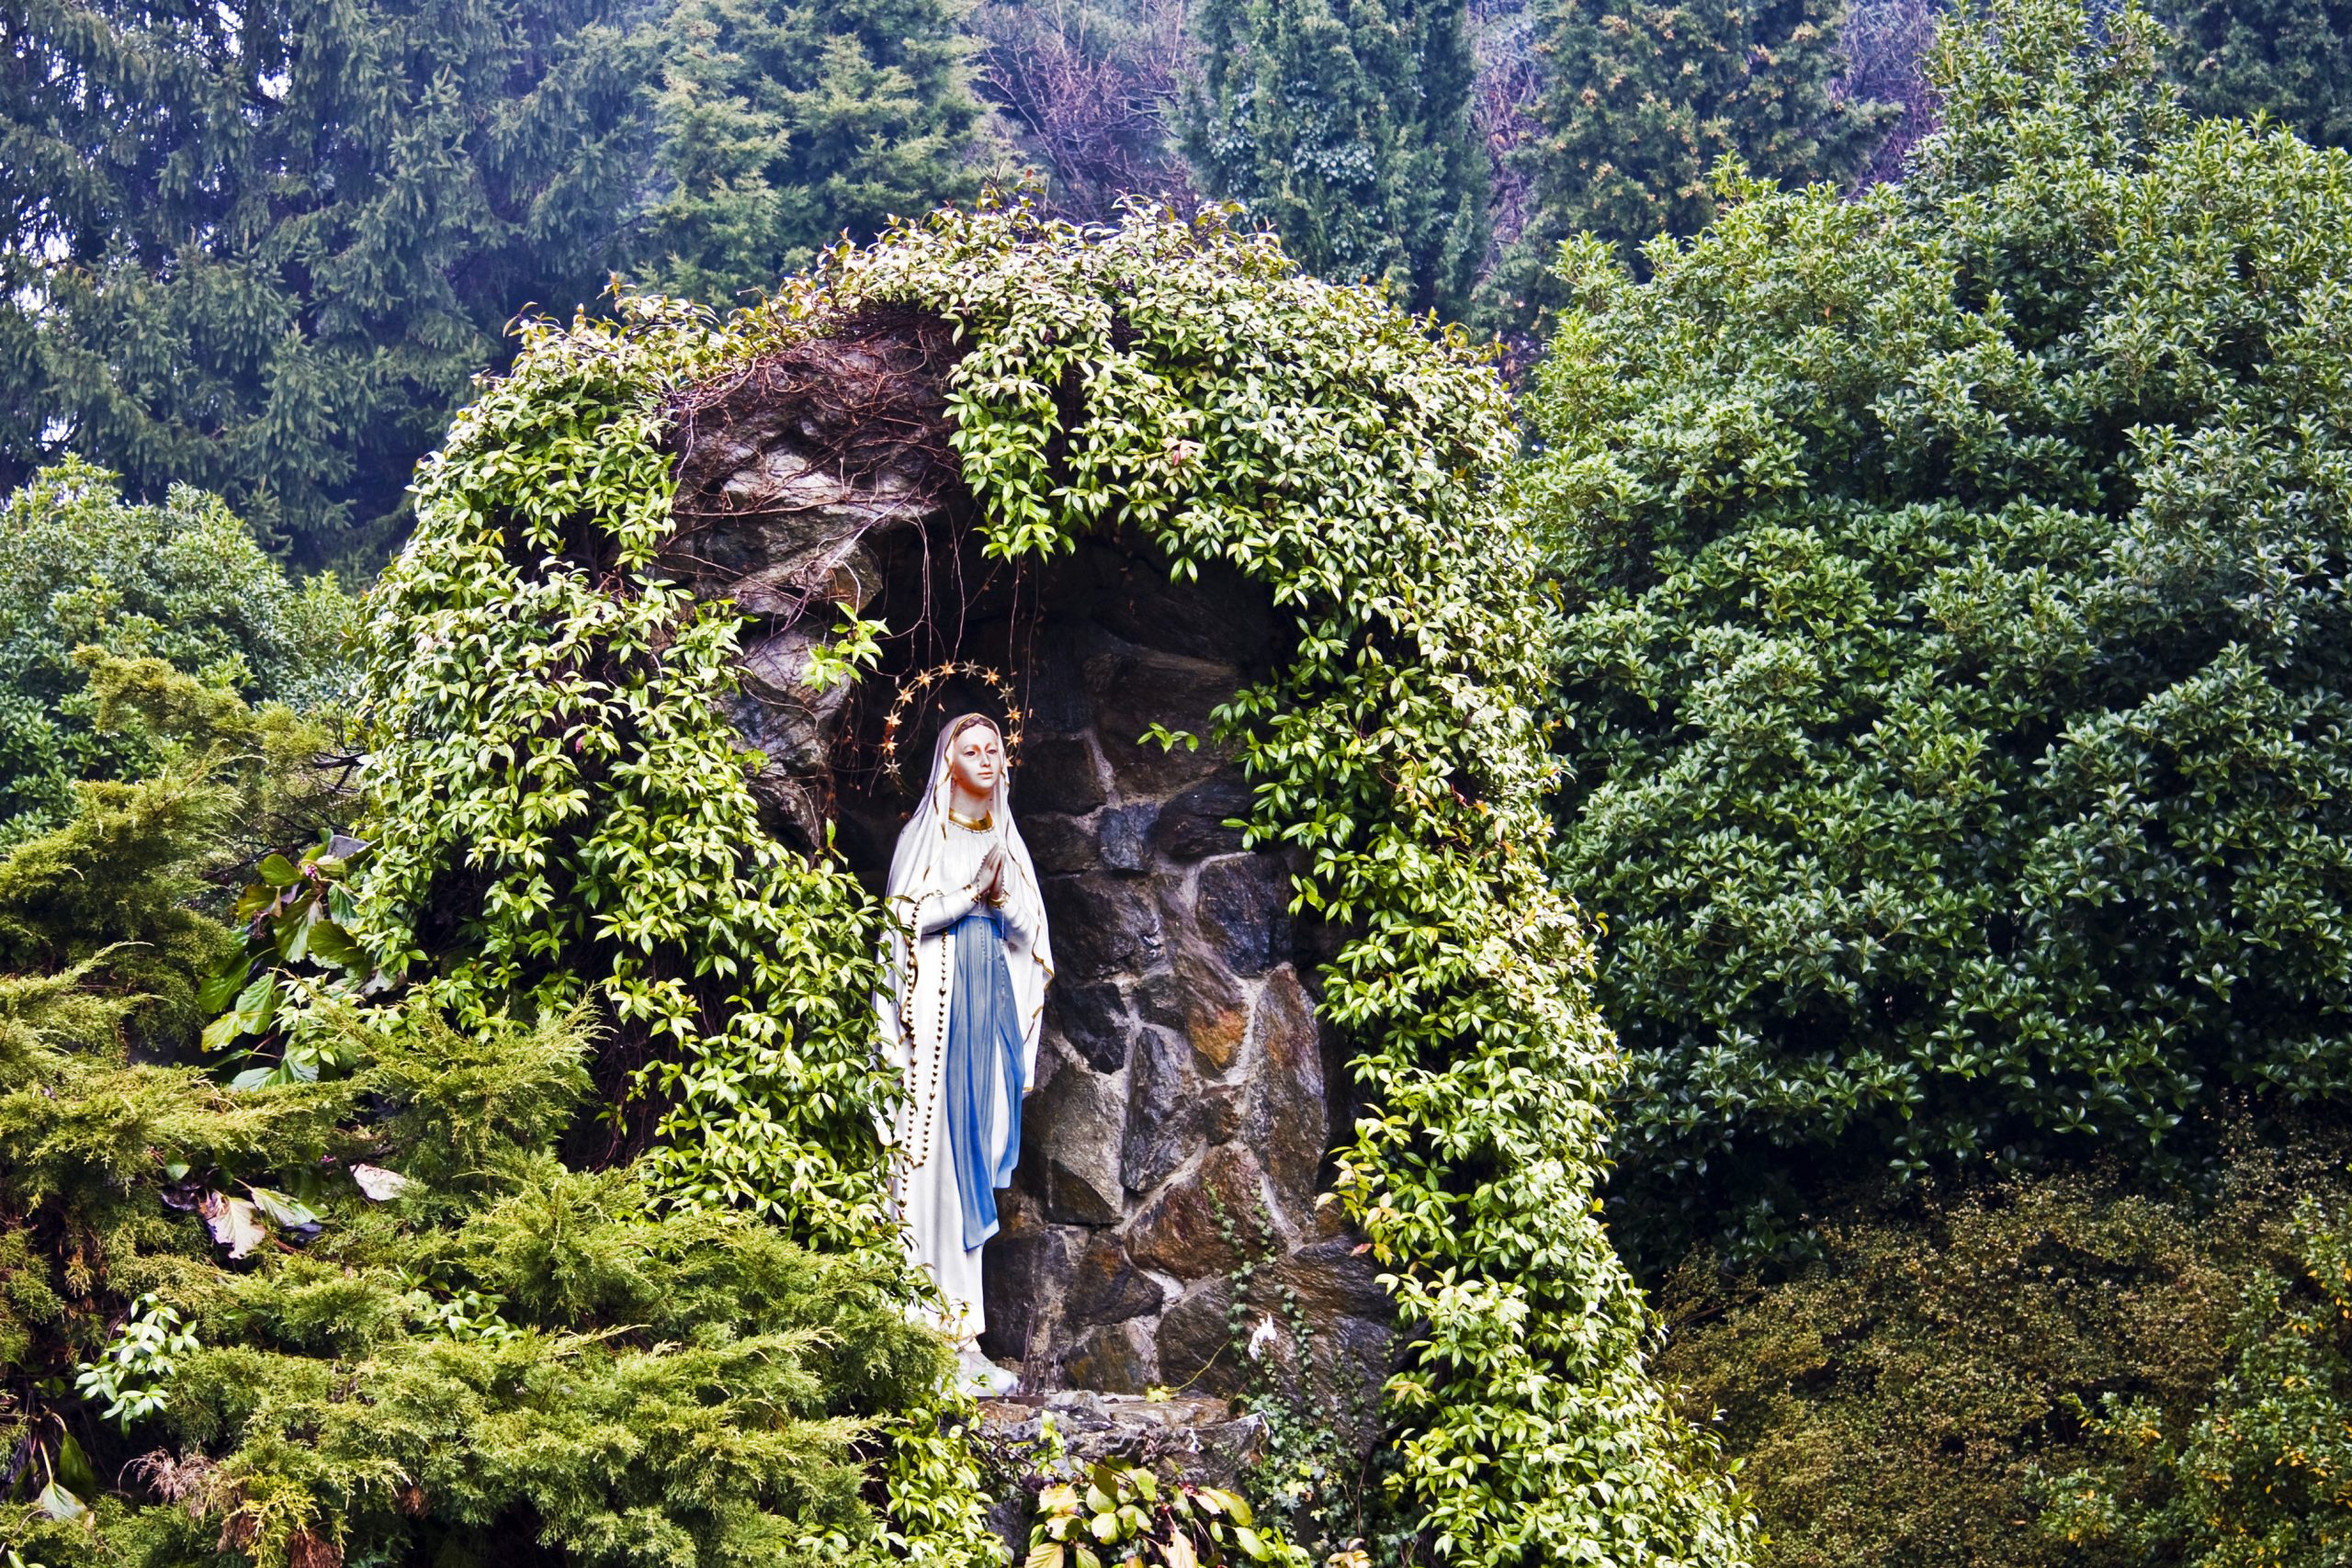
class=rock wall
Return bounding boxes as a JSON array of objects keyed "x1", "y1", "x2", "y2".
[{"x1": 661, "y1": 317, "x2": 1392, "y2": 1414}]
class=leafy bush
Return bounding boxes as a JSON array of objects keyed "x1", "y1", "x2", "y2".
[
  {"x1": 1027, "y1": 1457, "x2": 1314, "y2": 1568},
  {"x1": 0, "y1": 460, "x2": 355, "y2": 844},
  {"x1": 1654, "y1": 1134, "x2": 2352, "y2": 1568},
  {"x1": 0, "y1": 694, "x2": 956, "y2": 1568},
  {"x1": 2041, "y1": 1183, "x2": 2352, "y2": 1564},
  {"x1": 1521, "y1": 0, "x2": 2352, "y2": 1244}
]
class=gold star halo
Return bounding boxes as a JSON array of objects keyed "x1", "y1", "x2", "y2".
[{"x1": 879, "y1": 660, "x2": 1026, "y2": 793}]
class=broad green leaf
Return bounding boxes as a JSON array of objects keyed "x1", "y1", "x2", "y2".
[
  {"x1": 247, "y1": 1187, "x2": 321, "y2": 1229},
  {"x1": 37, "y1": 1478, "x2": 88, "y2": 1523}
]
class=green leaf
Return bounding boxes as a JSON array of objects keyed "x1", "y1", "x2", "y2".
[
  {"x1": 258, "y1": 852, "x2": 299, "y2": 886},
  {"x1": 36, "y1": 1478, "x2": 88, "y2": 1523},
  {"x1": 303, "y1": 918, "x2": 365, "y2": 971},
  {"x1": 198, "y1": 958, "x2": 250, "y2": 1014},
  {"x1": 56, "y1": 1432, "x2": 99, "y2": 1498},
  {"x1": 247, "y1": 1186, "x2": 320, "y2": 1229},
  {"x1": 232, "y1": 974, "x2": 278, "y2": 1033},
  {"x1": 281, "y1": 906, "x2": 312, "y2": 964}
]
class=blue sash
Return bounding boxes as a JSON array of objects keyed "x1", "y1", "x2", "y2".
[{"x1": 944, "y1": 908, "x2": 1026, "y2": 1251}]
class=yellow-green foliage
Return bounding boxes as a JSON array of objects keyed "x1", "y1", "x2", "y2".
[
  {"x1": 346, "y1": 200, "x2": 1752, "y2": 1563},
  {"x1": 1656, "y1": 1138, "x2": 2352, "y2": 1568},
  {"x1": 2043, "y1": 1190, "x2": 2352, "y2": 1564},
  {"x1": 0, "y1": 681, "x2": 961, "y2": 1568},
  {"x1": 0, "y1": 652, "x2": 356, "y2": 1048},
  {"x1": 4, "y1": 988, "x2": 953, "y2": 1568}
]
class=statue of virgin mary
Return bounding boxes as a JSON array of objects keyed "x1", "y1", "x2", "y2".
[{"x1": 876, "y1": 713, "x2": 1052, "y2": 1395}]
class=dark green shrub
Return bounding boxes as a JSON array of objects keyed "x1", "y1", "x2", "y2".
[
  {"x1": 1656, "y1": 1136, "x2": 2352, "y2": 1568},
  {"x1": 1521, "y1": 0, "x2": 2352, "y2": 1244}
]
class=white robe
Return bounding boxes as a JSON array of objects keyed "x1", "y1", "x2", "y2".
[{"x1": 876, "y1": 726, "x2": 1052, "y2": 1347}]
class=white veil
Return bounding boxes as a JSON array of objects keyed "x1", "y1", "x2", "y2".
[{"x1": 876, "y1": 714, "x2": 1053, "y2": 1090}]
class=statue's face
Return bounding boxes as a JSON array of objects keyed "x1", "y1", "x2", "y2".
[{"x1": 947, "y1": 723, "x2": 1002, "y2": 801}]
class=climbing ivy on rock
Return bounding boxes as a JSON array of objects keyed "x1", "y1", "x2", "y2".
[
  {"x1": 348, "y1": 298, "x2": 1001, "y2": 1562},
  {"x1": 351, "y1": 201, "x2": 1752, "y2": 1562},
  {"x1": 805, "y1": 203, "x2": 1750, "y2": 1563},
  {"x1": 356, "y1": 300, "x2": 899, "y2": 1244}
]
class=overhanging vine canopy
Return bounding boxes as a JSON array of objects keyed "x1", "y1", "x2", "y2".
[{"x1": 353, "y1": 197, "x2": 1752, "y2": 1565}]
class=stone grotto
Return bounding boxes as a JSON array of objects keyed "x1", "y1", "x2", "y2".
[{"x1": 653, "y1": 309, "x2": 1397, "y2": 1452}]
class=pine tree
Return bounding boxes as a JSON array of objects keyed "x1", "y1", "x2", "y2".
[
  {"x1": 1488, "y1": 0, "x2": 1898, "y2": 329},
  {"x1": 0, "y1": 0, "x2": 656, "y2": 569},
  {"x1": 2160, "y1": 0, "x2": 2352, "y2": 148},
  {"x1": 640, "y1": 0, "x2": 985, "y2": 303},
  {"x1": 1182, "y1": 0, "x2": 1488, "y2": 319}
]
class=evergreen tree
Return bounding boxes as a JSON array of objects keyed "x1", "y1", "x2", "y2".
[
  {"x1": 641, "y1": 0, "x2": 985, "y2": 303},
  {"x1": 2160, "y1": 0, "x2": 2352, "y2": 148},
  {"x1": 1182, "y1": 0, "x2": 1488, "y2": 318},
  {"x1": 1488, "y1": 0, "x2": 1897, "y2": 328},
  {"x1": 0, "y1": 0, "x2": 656, "y2": 569},
  {"x1": 0, "y1": 678, "x2": 954, "y2": 1564}
]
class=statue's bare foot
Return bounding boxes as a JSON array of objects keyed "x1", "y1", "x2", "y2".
[{"x1": 956, "y1": 1348, "x2": 1019, "y2": 1398}]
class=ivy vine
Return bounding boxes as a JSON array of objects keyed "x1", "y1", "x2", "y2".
[
  {"x1": 351, "y1": 201, "x2": 1752, "y2": 1564},
  {"x1": 349, "y1": 298, "x2": 996, "y2": 1563}
]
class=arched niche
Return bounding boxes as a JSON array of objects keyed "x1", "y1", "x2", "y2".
[{"x1": 657, "y1": 311, "x2": 1391, "y2": 1408}]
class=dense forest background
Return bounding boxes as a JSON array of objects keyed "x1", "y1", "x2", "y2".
[
  {"x1": 7, "y1": 0, "x2": 2352, "y2": 1562},
  {"x1": 5, "y1": 0, "x2": 2343, "y2": 569}
]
